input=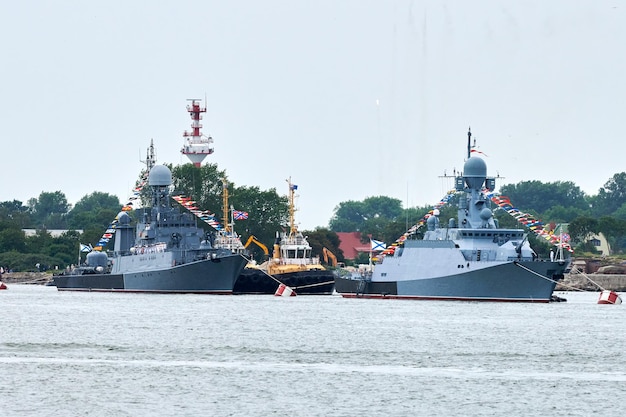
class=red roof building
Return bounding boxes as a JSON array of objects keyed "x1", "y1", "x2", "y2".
[{"x1": 336, "y1": 232, "x2": 371, "y2": 260}]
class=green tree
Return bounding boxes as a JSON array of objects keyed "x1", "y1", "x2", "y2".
[
  {"x1": 329, "y1": 196, "x2": 403, "y2": 233},
  {"x1": 499, "y1": 181, "x2": 589, "y2": 214},
  {"x1": 28, "y1": 191, "x2": 71, "y2": 228},
  {"x1": 66, "y1": 192, "x2": 121, "y2": 232},
  {"x1": 596, "y1": 216, "x2": 626, "y2": 255},
  {"x1": 0, "y1": 200, "x2": 33, "y2": 228},
  {"x1": 45, "y1": 231, "x2": 82, "y2": 267},
  {"x1": 170, "y1": 163, "x2": 227, "y2": 216},
  {"x1": 593, "y1": 172, "x2": 626, "y2": 216},
  {"x1": 230, "y1": 185, "x2": 288, "y2": 250},
  {"x1": 0, "y1": 251, "x2": 58, "y2": 272},
  {"x1": 329, "y1": 200, "x2": 366, "y2": 232},
  {"x1": 0, "y1": 228, "x2": 27, "y2": 252},
  {"x1": 542, "y1": 205, "x2": 589, "y2": 223},
  {"x1": 568, "y1": 216, "x2": 599, "y2": 244},
  {"x1": 304, "y1": 228, "x2": 344, "y2": 263},
  {"x1": 612, "y1": 202, "x2": 626, "y2": 221},
  {"x1": 380, "y1": 220, "x2": 410, "y2": 246},
  {"x1": 25, "y1": 229, "x2": 55, "y2": 255}
]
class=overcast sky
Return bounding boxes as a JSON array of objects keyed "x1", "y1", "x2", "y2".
[{"x1": 1, "y1": 1, "x2": 624, "y2": 230}]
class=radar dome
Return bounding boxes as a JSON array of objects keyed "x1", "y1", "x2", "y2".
[
  {"x1": 464, "y1": 157, "x2": 487, "y2": 190},
  {"x1": 86, "y1": 251, "x2": 108, "y2": 268},
  {"x1": 464, "y1": 157, "x2": 487, "y2": 178},
  {"x1": 148, "y1": 165, "x2": 172, "y2": 187},
  {"x1": 480, "y1": 208, "x2": 493, "y2": 221},
  {"x1": 117, "y1": 211, "x2": 131, "y2": 225}
]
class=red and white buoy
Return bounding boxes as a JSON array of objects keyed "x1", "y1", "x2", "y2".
[
  {"x1": 181, "y1": 99, "x2": 214, "y2": 167},
  {"x1": 0, "y1": 281, "x2": 7, "y2": 290},
  {"x1": 274, "y1": 283, "x2": 296, "y2": 297},
  {"x1": 598, "y1": 290, "x2": 622, "y2": 305}
]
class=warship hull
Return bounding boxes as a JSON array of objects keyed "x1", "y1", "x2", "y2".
[
  {"x1": 335, "y1": 260, "x2": 567, "y2": 302},
  {"x1": 54, "y1": 255, "x2": 247, "y2": 294},
  {"x1": 234, "y1": 268, "x2": 335, "y2": 295}
]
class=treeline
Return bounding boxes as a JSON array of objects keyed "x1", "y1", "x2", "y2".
[
  {"x1": 0, "y1": 163, "x2": 345, "y2": 272},
  {"x1": 327, "y1": 173, "x2": 626, "y2": 262},
  {"x1": 2, "y1": 164, "x2": 626, "y2": 271}
]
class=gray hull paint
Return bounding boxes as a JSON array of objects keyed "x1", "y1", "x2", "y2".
[
  {"x1": 335, "y1": 260, "x2": 566, "y2": 302},
  {"x1": 336, "y1": 132, "x2": 572, "y2": 302},
  {"x1": 55, "y1": 254, "x2": 247, "y2": 293}
]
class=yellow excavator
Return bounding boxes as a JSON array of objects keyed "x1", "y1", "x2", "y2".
[
  {"x1": 322, "y1": 247, "x2": 338, "y2": 267},
  {"x1": 244, "y1": 235, "x2": 269, "y2": 259}
]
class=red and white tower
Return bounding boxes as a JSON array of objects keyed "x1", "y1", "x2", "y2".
[{"x1": 181, "y1": 99, "x2": 214, "y2": 167}]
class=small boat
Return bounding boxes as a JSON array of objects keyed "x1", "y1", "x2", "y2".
[
  {"x1": 234, "y1": 178, "x2": 336, "y2": 295},
  {"x1": 334, "y1": 129, "x2": 570, "y2": 302},
  {"x1": 0, "y1": 281, "x2": 7, "y2": 290}
]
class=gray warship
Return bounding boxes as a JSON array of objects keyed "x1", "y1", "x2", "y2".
[
  {"x1": 334, "y1": 130, "x2": 570, "y2": 302},
  {"x1": 54, "y1": 164, "x2": 248, "y2": 293}
]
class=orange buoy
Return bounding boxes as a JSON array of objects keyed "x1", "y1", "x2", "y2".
[
  {"x1": 598, "y1": 290, "x2": 622, "y2": 304},
  {"x1": 274, "y1": 283, "x2": 296, "y2": 297},
  {"x1": 0, "y1": 281, "x2": 7, "y2": 290}
]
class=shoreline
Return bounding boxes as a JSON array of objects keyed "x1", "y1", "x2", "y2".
[
  {"x1": 556, "y1": 273, "x2": 626, "y2": 292},
  {"x1": 1, "y1": 272, "x2": 53, "y2": 285},
  {"x1": 3, "y1": 272, "x2": 626, "y2": 292}
]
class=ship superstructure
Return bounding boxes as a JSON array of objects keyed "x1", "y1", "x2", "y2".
[{"x1": 181, "y1": 99, "x2": 214, "y2": 167}]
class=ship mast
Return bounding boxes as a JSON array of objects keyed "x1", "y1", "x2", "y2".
[
  {"x1": 286, "y1": 177, "x2": 297, "y2": 236},
  {"x1": 222, "y1": 179, "x2": 230, "y2": 233},
  {"x1": 142, "y1": 138, "x2": 157, "y2": 171}
]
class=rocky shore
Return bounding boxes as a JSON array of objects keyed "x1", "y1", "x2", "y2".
[
  {"x1": 1, "y1": 272, "x2": 53, "y2": 285},
  {"x1": 556, "y1": 273, "x2": 626, "y2": 292}
]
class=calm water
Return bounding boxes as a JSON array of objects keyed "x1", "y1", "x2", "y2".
[{"x1": 1, "y1": 285, "x2": 624, "y2": 417}]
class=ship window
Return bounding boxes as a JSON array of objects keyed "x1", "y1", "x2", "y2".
[{"x1": 480, "y1": 233, "x2": 485, "y2": 236}]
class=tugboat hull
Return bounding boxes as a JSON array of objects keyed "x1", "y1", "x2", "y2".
[{"x1": 234, "y1": 268, "x2": 335, "y2": 295}]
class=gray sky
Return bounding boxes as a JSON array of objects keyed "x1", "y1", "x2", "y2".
[{"x1": 1, "y1": 1, "x2": 624, "y2": 230}]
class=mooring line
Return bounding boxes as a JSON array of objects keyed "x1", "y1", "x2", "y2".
[{"x1": 513, "y1": 262, "x2": 584, "y2": 292}]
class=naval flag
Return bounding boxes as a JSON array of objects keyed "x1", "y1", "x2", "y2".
[
  {"x1": 80, "y1": 243, "x2": 92, "y2": 253},
  {"x1": 233, "y1": 210, "x2": 249, "y2": 220},
  {"x1": 371, "y1": 239, "x2": 386, "y2": 251}
]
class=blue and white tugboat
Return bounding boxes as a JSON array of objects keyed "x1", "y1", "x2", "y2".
[{"x1": 334, "y1": 130, "x2": 570, "y2": 302}]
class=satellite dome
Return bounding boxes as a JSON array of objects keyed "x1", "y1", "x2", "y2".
[
  {"x1": 464, "y1": 157, "x2": 487, "y2": 190},
  {"x1": 480, "y1": 208, "x2": 493, "y2": 221},
  {"x1": 117, "y1": 211, "x2": 131, "y2": 225},
  {"x1": 148, "y1": 165, "x2": 172, "y2": 187},
  {"x1": 464, "y1": 157, "x2": 487, "y2": 178},
  {"x1": 86, "y1": 251, "x2": 108, "y2": 268}
]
